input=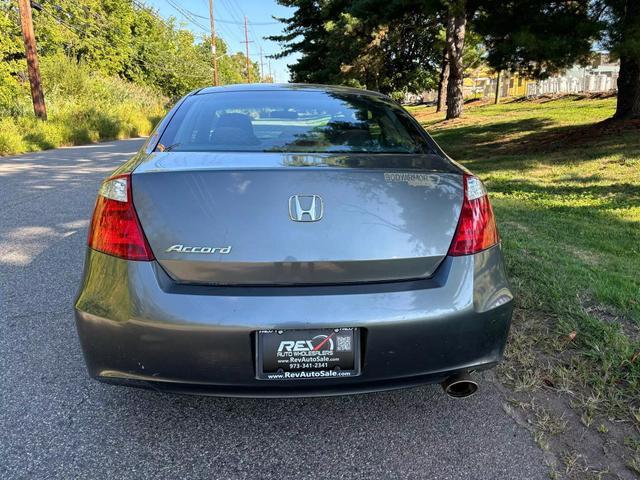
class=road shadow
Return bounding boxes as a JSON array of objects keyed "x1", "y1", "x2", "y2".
[{"x1": 0, "y1": 139, "x2": 144, "y2": 206}]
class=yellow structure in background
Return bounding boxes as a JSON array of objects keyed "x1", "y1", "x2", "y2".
[
  {"x1": 507, "y1": 75, "x2": 531, "y2": 97},
  {"x1": 463, "y1": 67, "x2": 532, "y2": 99},
  {"x1": 407, "y1": 54, "x2": 620, "y2": 104}
]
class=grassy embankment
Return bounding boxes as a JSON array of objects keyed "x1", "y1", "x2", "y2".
[
  {"x1": 408, "y1": 96, "x2": 639, "y2": 476},
  {"x1": 0, "y1": 57, "x2": 165, "y2": 156}
]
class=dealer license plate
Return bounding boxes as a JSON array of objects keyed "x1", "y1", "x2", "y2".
[{"x1": 256, "y1": 328, "x2": 360, "y2": 380}]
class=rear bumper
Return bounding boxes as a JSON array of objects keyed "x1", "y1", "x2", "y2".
[{"x1": 74, "y1": 245, "x2": 513, "y2": 397}]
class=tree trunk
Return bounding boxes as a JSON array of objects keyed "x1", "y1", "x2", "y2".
[
  {"x1": 614, "y1": 0, "x2": 640, "y2": 119},
  {"x1": 445, "y1": 2, "x2": 466, "y2": 120},
  {"x1": 436, "y1": 48, "x2": 449, "y2": 112},
  {"x1": 494, "y1": 70, "x2": 501, "y2": 104},
  {"x1": 615, "y1": 55, "x2": 640, "y2": 119}
]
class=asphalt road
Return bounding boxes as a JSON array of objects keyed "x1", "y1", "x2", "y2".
[{"x1": 0, "y1": 139, "x2": 549, "y2": 480}]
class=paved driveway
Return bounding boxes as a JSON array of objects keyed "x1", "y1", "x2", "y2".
[{"x1": 0, "y1": 139, "x2": 549, "y2": 479}]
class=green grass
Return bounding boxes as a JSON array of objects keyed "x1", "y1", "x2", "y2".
[
  {"x1": 410, "y1": 96, "x2": 639, "y2": 429},
  {"x1": 0, "y1": 56, "x2": 166, "y2": 156}
]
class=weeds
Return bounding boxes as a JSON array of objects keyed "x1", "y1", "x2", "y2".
[{"x1": 0, "y1": 56, "x2": 165, "y2": 155}]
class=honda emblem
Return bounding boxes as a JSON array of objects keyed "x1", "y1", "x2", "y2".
[{"x1": 288, "y1": 195, "x2": 324, "y2": 222}]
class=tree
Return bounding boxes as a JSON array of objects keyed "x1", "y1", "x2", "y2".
[
  {"x1": 273, "y1": 0, "x2": 640, "y2": 120},
  {"x1": 444, "y1": 1, "x2": 466, "y2": 119},
  {"x1": 435, "y1": 47, "x2": 449, "y2": 112},
  {"x1": 271, "y1": 0, "x2": 443, "y2": 95},
  {"x1": 431, "y1": 0, "x2": 602, "y2": 119},
  {"x1": 476, "y1": 0, "x2": 639, "y2": 119},
  {"x1": 269, "y1": 0, "x2": 351, "y2": 84},
  {"x1": 0, "y1": 2, "x2": 25, "y2": 116},
  {"x1": 475, "y1": 0, "x2": 598, "y2": 78},
  {"x1": 0, "y1": 0, "x2": 260, "y2": 105},
  {"x1": 273, "y1": 0, "x2": 478, "y2": 118},
  {"x1": 328, "y1": 12, "x2": 442, "y2": 94},
  {"x1": 599, "y1": 0, "x2": 640, "y2": 119}
]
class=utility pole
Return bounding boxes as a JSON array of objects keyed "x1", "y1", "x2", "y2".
[
  {"x1": 17, "y1": 0, "x2": 47, "y2": 120},
  {"x1": 259, "y1": 47, "x2": 264, "y2": 83},
  {"x1": 243, "y1": 16, "x2": 252, "y2": 83},
  {"x1": 208, "y1": 0, "x2": 219, "y2": 86}
]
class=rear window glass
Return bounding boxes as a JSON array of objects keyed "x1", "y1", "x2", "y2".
[{"x1": 157, "y1": 90, "x2": 433, "y2": 154}]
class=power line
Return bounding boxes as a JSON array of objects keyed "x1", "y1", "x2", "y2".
[
  {"x1": 248, "y1": 51, "x2": 279, "y2": 57},
  {"x1": 41, "y1": 0, "x2": 280, "y2": 81},
  {"x1": 176, "y1": 0, "x2": 278, "y2": 54},
  {"x1": 165, "y1": 0, "x2": 209, "y2": 33},
  {"x1": 181, "y1": 5, "x2": 280, "y2": 25},
  {"x1": 219, "y1": 18, "x2": 280, "y2": 26},
  {"x1": 37, "y1": 5, "x2": 82, "y2": 36},
  {"x1": 40, "y1": 1, "x2": 213, "y2": 78},
  {"x1": 48, "y1": 0, "x2": 111, "y2": 27},
  {"x1": 37, "y1": 2, "x2": 107, "y2": 51},
  {"x1": 39, "y1": 0, "x2": 102, "y2": 38},
  {"x1": 220, "y1": 0, "x2": 243, "y2": 25},
  {"x1": 217, "y1": 0, "x2": 282, "y2": 75},
  {"x1": 164, "y1": 0, "x2": 256, "y2": 48},
  {"x1": 215, "y1": 17, "x2": 243, "y2": 44},
  {"x1": 248, "y1": 19, "x2": 263, "y2": 52}
]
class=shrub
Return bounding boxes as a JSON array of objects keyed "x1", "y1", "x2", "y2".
[
  {"x1": 390, "y1": 91, "x2": 407, "y2": 103},
  {"x1": 0, "y1": 56, "x2": 167, "y2": 156},
  {"x1": 20, "y1": 117, "x2": 66, "y2": 150},
  {"x1": 0, "y1": 118, "x2": 27, "y2": 154},
  {"x1": 113, "y1": 105, "x2": 155, "y2": 138}
]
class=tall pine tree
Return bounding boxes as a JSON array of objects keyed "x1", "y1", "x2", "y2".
[
  {"x1": 602, "y1": 0, "x2": 640, "y2": 119},
  {"x1": 273, "y1": 0, "x2": 640, "y2": 119}
]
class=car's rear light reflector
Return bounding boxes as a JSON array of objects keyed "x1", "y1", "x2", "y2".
[
  {"x1": 88, "y1": 173, "x2": 154, "y2": 261},
  {"x1": 448, "y1": 174, "x2": 499, "y2": 256}
]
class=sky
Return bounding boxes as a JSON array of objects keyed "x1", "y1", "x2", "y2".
[{"x1": 145, "y1": 0, "x2": 300, "y2": 83}]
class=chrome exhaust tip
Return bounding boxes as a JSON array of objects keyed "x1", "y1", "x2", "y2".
[{"x1": 441, "y1": 372, "x2": 478, "y2": 398}]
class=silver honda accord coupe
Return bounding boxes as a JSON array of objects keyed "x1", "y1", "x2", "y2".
[{"x1": 75, "y1": 84, "x2": 513, "y2": 398}]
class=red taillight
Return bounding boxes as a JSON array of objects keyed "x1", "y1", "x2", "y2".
[
  {"x1": 448, "y1": 174, "x2": 499, "y2": 256},
  {"x1": 88, "y1": 173, "x2": 154, "y2": 261}
]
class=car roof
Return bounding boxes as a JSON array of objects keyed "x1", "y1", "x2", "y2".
[{"x1": 194, "y1": 83, "x2": 389, "y2": 99}]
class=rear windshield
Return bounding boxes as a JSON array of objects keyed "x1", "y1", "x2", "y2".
[{"x1": 156, "y1": 90, "x2": 433, "y2": 154}]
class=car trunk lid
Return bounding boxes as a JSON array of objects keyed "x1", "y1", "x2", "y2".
[{"x1": 132, "y1": 152, "x2": 463, "y2": 285}]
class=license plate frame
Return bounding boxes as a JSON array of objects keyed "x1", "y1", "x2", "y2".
[{"x1": 256, "y1": 327, "x2": 361, "y2": 380}]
